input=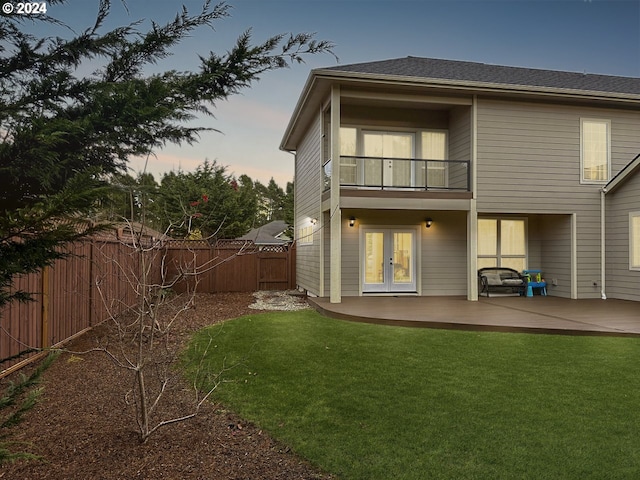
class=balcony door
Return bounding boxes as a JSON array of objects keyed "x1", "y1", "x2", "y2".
[
  {"x1": 362, "y1": 131, "x2": 414, "y2": 188},
  {"x1": 363, "y1": 229, "x2": 416, "y2": 293}
]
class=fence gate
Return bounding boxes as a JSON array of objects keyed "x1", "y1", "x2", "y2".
[
  {"x1": 165, "y1": 240, "x2": 296, "y2": 294},
  {"x1": 257, "y1": 252, "x2": 290, "y2": 290}
]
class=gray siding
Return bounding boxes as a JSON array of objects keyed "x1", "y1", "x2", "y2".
[
  {"x1": 539, "y1": 215, "x2": 574, "y2": 298},
  {"x1": 449, "y1": 106, "x2": 472, "y2": 189},
  {"x1": 606, "y1": 172, "x2": 640, "y2": 301},
  {"x1": 295, "y1": 113, "x2": 322, "y2": 295},
  {"x1": 422, "y1": 211, "x2": 467, "y2": 295},
  {"x1": 341, "y1": 213, "x2": 360, "y2": 296},
  {"x1": 340, "y1": 210, "x2": 468, "y2": 297},
  {"x1": 476, "y1": 99, "x2": 640, "y2": 298},
  {"x1": 342, "y1": 105, "x2": 449, "y2": 130}
]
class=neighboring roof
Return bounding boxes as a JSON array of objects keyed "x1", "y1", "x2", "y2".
[
  {"x1": 605, "y1": 153, "x2": 640, "y2": 194},
  {"x1": 281, "y1": 56, "x2": 640, "y2": 151},
  {"x1": 322, "y1": 57, "x2": 640, "y2": 96},
  {"x1": 92, "y1": 221, "x2": 171, "y2": 242},
  {"x1": 238, "y1": 220, "x2": 290, "y2": 245}
]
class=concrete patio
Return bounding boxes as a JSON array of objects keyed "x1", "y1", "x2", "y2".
[{"x1": 309, "y1": 295, "x2": 640, "y2": 337}]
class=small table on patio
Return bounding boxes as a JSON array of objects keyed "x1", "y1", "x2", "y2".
[{"x1": 523, "y1": 269, "x2": 547, "y2": 297}]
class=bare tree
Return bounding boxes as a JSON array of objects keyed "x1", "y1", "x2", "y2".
[{"x1": 86, "y1": 193, "x2": 259, "y2": 442}]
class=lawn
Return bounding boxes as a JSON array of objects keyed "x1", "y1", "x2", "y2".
[{"x1": 182, "y1": 309, "x2": 640, "y2": 480}]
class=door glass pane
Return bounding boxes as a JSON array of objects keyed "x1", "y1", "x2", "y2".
[
  {"x1": 421, "y1": 131, "x2": 447, "y2": 187},
  {"x1": 363, "y1": 133, "x2": 383, "y2": 185},
  {"x1": 393, "y1": 233, "x2": 412, "y2": 283},
  {"x1": 364, "y1": 132, "x2": 413, "y2": 187},
  {"x1": 386, "y1": 134, "x2": 412, "y2": 187},
  {"x1": 365, "y1": 232, "x2": 384, "y2": 284},
  {"x1": 478, "y1": 219, "x2": 497, "y2": 255},
  {"x1": 501, "y1": 220, "x2": 525, "y2": 255},
  {"x1": 339, "y1": 127, "x2": 357, "y2": 184}
]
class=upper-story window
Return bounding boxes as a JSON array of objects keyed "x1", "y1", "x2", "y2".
[
  {"x1": 581, "y1": 119, "x2": 610, "y2": 183},
  {"x1": 630, "y1": 212, "x2": 640, "y2": 271}
]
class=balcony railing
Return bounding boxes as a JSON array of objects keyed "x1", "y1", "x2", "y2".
[{"x1": 323, "y1": 156, "x2": 470, "y2": 192}]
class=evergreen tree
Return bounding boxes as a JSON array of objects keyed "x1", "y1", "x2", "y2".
[
  {"x1": 0, "y1": 352, "x2": 59, "y2": 464},
  {"x1": 153, "y1": 161, "x2": 252, "y2": 239},
  {"x1": 0, "y1": 0, "x2": 334, "y2": 307}
]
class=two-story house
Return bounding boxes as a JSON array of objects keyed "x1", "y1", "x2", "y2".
[{"x1": 280, "y1": 57, "x2": 640, "y2": 303}]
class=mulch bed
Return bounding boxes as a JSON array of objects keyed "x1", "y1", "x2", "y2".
[{"x1": 1, "y1": 292, "x2": 333, "y2": 480}]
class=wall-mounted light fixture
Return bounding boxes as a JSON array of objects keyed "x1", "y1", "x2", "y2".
[
  {"x1": 310, "y1": 218, "x2": 318, "y2": 226},
  {"x1": 349, "y1": 216, "x2": 356, "y2": 227},
  {"x1": 425, "y1": 217, "x2": 433, "y2": 228}
]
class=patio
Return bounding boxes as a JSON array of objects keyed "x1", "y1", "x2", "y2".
[{"x1": 309, "y1": 295, "x2": 640, "y2": 337}]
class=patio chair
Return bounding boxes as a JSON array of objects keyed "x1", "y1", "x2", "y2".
[{"x1": 478, "y1": 267, "x2": 526, "y2": 297}]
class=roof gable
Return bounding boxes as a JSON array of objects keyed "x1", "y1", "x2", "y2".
[
  {"x1": 238, "y1": 220, "x2": 290, "y2": 245},
  {"x1": 605, "y1": 153, "x2": 640, "y2": 194}
]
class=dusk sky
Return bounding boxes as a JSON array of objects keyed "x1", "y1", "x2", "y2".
[{"x1": 37, "y1": 0, "x2": 640, "y2": 186}]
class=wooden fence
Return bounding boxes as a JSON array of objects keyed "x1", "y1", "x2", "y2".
[
  {"x1": 164, "y1": 240, "x2": 296, "y2": 294},
  {"x1": 0, "y1": 239, "x2": 296, "y2": 376}
]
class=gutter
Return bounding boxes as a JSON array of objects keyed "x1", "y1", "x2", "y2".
[{"x1": 312, "y1": 69, "x2": 640, "y2": 104}]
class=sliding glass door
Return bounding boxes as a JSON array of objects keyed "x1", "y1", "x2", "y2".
[{"x1": 362, "y1": 131, "x2": 414, "y2": 187}]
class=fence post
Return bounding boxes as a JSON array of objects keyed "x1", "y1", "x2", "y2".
[
  {"x1": 88, "y1": 240, "x2": 94, "y2": 326},
  {"x1": 41, "y1": 265, "x2": 50, "y2": 349}
]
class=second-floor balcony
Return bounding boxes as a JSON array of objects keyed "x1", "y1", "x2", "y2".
[{"x1": 323, "y1": 156, "x2": 470, "y2": 192}]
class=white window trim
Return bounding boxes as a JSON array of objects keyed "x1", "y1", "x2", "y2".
[
  {"x1": 298, "y1": 222, "x2": 314, "y2": 246},
  {"x1": 477, "y1": 217, "x2": 528, "y2": 269},
  {"x1": 630, "y1": 211, "x2": 640, "y2": 271},
  {"x1": 580, "y1": 118, "x2": 611, "y2": 184}
]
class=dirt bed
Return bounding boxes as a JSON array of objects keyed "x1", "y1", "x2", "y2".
[{"x1": 1, "y1": 292, "x2": 332, "y2": 480}]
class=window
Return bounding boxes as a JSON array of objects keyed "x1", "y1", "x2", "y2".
[
  {"x1": 630, "y1": 212, "x2": 640, "y2": 270},
  {"x1": 338, "y1": 127, "x2": 448, "y2": 188},
  {"x1": 581, "y1": 119, "x2": 610, "y2": 183},
  {"x1": 299, "y1": 224, "x2": 314, "y2": 245},
  {"x1": 478, "y1": 218, "x2": 526, "y2": 271},
  {"x1": 420, "y1": 131, "x2": 448, "y2": 188},
  {"x1": 339, "y1": 127, "x2": 357, "y2": 184}
]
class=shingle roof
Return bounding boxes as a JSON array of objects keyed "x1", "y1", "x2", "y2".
[
  {"x1": 238, "y1": 220, "x2": 290, "y2": 245},
  {"x1": 322, "y1": 57, "x2": 640, "y2": 95}
]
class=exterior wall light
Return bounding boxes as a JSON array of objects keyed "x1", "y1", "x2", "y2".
[
  {"x1": 310, "y1": 218, "x2": 318, "y2": 225},
  {"x1": 426, "y1": 217, "x2": 433, "y2": 228},
  {"x1": 349, "y1": 216, "x2": 356, "y2": 227}
]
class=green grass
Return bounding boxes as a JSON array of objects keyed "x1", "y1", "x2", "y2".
[{"x1": 182, "y1": 310, "x2": 640, "y2": 480}]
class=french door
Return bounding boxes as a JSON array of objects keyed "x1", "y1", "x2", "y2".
[{"x1": 362, "y1": 229, "x2": 417, "y2": 293}]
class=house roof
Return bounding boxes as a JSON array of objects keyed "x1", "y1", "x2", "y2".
[
  {"x1": 238, "y1": 220, "x2": 290, "y2": 245},
  {"x1": 281, "y1": 56, "x2": 640, "y2": 151},
  {"x1": 605, "y1": 153, "x2": 640, "y2": 194},
  {"x1": 92, "y1": 221, "x2": 171, "y2": 242},
  {"x1": 322, "y1": 57, "x2": 640, "y2": 96}
]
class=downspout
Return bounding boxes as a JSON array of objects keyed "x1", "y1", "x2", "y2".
[
  {"x1": 284, "y1": 149, "x2": 299, "y2": 292},
  {"x1": 329, "y1": 85, "x2": 342, "y2": 303},
  {"x1": 600, "y1": 186, "x2": 607, "y2": 300},
  {"x1": 468, "y1": 94, "x2": 478, "y2": 301}
]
